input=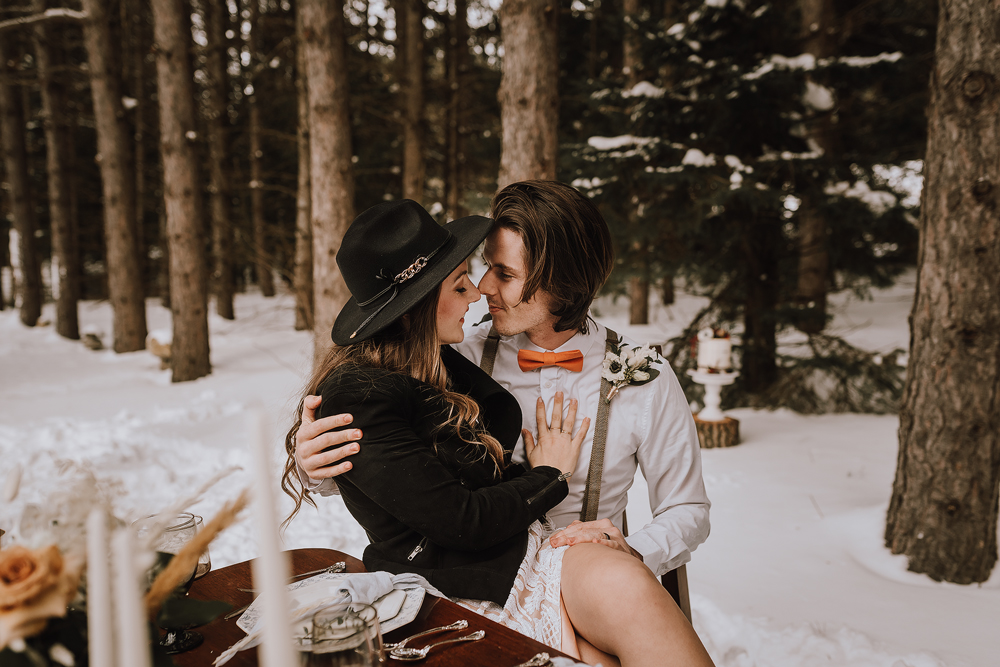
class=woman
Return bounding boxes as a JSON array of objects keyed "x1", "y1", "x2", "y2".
[{"x1": 282, "y1": 200, "x2": 715, "y2": 667}]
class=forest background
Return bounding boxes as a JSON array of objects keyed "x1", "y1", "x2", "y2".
[{"x1": 1, "y1": 0, "x2": 998, "y2": 591}]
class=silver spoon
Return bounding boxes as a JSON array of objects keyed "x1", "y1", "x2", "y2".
[
  {"x1": 383, "y1": 619, "x2": 468, "y2": 651},
  {"x1": 389, "y1": 630, "x2": 485, "y2": 661}
]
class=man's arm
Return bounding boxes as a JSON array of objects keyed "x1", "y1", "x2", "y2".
[
  {"x1": 294, "y1": 395, "x2": 361, "y2": 496},
  {"x1": 625, "y1": 366, "x2": 711, "y2": 575}
]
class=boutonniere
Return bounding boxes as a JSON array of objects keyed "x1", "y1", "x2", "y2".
[{"x1": 601, "y1": 339, "x2": 663, "y2": 403}]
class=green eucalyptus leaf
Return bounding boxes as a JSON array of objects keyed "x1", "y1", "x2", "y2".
[{"x1": 630, "y1": 368, "x2": 661, "y2": 386}]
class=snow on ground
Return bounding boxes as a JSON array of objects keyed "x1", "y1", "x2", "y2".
[{"x1": 1, "y1": 271, "x2": 996, "y2": 666}]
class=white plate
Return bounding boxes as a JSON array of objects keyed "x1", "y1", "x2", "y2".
[{"x1": 236, "y1": 571, "x2": 425, "y2": 641}]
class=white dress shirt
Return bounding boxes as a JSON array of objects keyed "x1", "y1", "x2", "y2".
[{"x1": 455, "y1": 319, "x2": 710, "y2": 576}]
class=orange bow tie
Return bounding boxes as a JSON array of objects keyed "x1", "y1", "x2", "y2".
[{"x1": 517, "y1": 349, "x2": 585, "y2": 373}]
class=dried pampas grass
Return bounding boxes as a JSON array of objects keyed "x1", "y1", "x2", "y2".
[{"x1": 144, "y1": 488, "x2": 250, "y2": 617}]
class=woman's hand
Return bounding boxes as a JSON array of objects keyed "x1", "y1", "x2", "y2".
[
  {"x1": 523, "y1": 392, "x2": 590, "y2": 475},
  {"x1": 295, "y1": 395, "x2": 362, "y2": 480}
]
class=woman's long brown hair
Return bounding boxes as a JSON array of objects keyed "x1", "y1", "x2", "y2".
[{"x1": 281, "y1": 283, "x2": 506, "y2": 528}]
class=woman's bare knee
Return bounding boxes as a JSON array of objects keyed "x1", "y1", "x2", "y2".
[
  {"x1": 559, "y1": 543, "x2": 713, "y2": 667},
  {"x1": 576, "y1": 631, "x2": 621, "y2": 667}
]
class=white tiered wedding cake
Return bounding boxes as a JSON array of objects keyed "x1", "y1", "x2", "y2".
[{"x1": 696, "y1": 328, "x2": 732, "y2": 372}]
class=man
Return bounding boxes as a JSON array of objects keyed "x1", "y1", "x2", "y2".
[{"x1": 296, "y1": 180, "x2": 709, "y2": 577}]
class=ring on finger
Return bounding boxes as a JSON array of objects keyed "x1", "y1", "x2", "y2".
[{"x1": 602, "y1": 532, "x2": 611, "y2": 541}]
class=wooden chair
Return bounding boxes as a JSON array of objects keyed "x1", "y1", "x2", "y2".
[{"x1": 662, "y1": 565, "x2": 692, "y2": 622}]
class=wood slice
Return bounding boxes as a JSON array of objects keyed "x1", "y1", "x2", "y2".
[{"x1": 694, "y1": 414, "x2": 740, "y2": 448}]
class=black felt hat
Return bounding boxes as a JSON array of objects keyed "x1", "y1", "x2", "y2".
[{"x1": 331, "y1": 200, "x2": 493, "y2": 345}]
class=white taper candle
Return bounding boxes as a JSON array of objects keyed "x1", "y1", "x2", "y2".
[
  {"x1": 86, "y1": 509, "x2": 115, "y2": 667},
  {"x1": 249, "y1": 409, "x2": 298, "y2": 667},
  {"x1": 111, "y1": 527, "x2": 152, "y2": 667}
]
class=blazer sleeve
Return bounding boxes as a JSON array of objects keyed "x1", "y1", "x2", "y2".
[{"x1": 320, "y1": 376, "x2": 568, "y2": 552}]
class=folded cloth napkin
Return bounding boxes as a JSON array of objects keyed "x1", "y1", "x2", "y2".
[{"x1": 214, "y1": 571, "x2": 443, "y2": 665}]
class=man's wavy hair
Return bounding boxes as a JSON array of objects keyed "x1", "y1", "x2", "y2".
[{"x1": 490, "y1": 180, "x2": 615, "y2": 334}]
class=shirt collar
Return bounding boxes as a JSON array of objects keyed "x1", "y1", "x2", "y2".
[{"x1": 511, "y1": 317, "x2": 605, "y2": 359}]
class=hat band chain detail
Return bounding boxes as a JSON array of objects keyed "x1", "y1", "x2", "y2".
[{"x1": 349, "y1": 245, "x2": 443, "y2": 339}]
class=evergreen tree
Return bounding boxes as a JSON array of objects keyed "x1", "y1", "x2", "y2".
[{"x1": 565, "y1": 0, "x2": 932, "y2": 406}]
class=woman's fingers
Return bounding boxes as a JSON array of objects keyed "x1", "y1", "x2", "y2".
[
  {"x1": 565, "y1": 398, "x2": 579, "y2": 436},
  {"x1": 572, "y1": 417, "x2": 592, "y2": 447},
  {"x1": 522, "y1": 429, "x2": 536, "y2": 453},
  {"x1": 297, "y1": 420, "x2": 360, "y2": 457},
  {"x1": 551, "y1": 392, "x2": 564, "y2": 433},
  {"x1": 535, "y1": 397, "x2": 549, "y2": 435}
]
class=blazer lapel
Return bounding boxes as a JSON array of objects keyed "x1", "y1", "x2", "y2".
[{"x1": 441, "y1": 345, "x2": 522, "y2": 452}]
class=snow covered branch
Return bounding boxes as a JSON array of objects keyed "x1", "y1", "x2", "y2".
[{"x1": 0, "y1": 8, "x2": 87, "y2": 32}]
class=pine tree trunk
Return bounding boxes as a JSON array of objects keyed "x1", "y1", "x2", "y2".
[
  {"x1": 660, "y1": 271, "x2": 675, "y2": 305},
  {"x1": 33, "y1": 15, "x2": 81, "y2": 340},
  {"x1": 741, "y1": 218, "x2": 779, "y2": 393},
  {"x1": 81, "y1": 0, "x2": 148, "y2": 352},
  {"x1": 396, "y1": 0, "x2": 425, "y2": 202},
  {"x1": 158, "y1": 203, "x2": 170, "y2": 307},
  {"x1": 885, "y1": 0, "x2": 1000, "y2": 584},
  {"x1": 793, "y1": 0, "x2": 837, "y2": 334},
  {"x1": 497, "y1": 0, "x2": 559, "y2": 187},
  {"x1": 0, "y1": 40, "x2": 43, "y2": 328},
  {"x1": 300, "y1": 0, "x2": 354, "y2": 363},
  {"x1": 628, "y1": 276, "x2": 649, "y2": 324},
  {"x1": 624, "y1": 0, "x2": 650, "y2": 325},
  {"x1": 248, "y1": 103, "x2": 275, "y2": 296},
  {"x1": 0, "y1": 207, "x2": 6, "y2": 310},
  {"x1": 132, "y1": 0, "x2": 148, "y2": 296},
  {"x1": 246, "y1": 0, "x2": 274, "y2": 297},
  {"x1": 0, "y1": 214, "x2": 6, "y2": 310},
  {"x1": 151, "y1": 0, "x2": 212, "y2": 382},
  {"x1": 293, "y1": 4, "x2": 314, "y2": 332},
  {"x1": 121, "y1": 0, "x2": 146, "y2": 292},
  {"x1": 204, "y1": 0, "x2": 236, "y2": 320},
  {"x1": 444, "y1": 0, "x2": 468, "y2": 220}
]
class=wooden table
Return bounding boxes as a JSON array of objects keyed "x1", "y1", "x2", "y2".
[{"x1": 174, "y1": 548, "x2": 571, "y2": 667}]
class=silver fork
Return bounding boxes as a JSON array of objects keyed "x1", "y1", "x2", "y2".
[
  {"x1": 383, "y1": 619, "x2": 468, "y2": 651},
  {"x1": 289, "y1": 561, "x2": 347, "y2": 581}
]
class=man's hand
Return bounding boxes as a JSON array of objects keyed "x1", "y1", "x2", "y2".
[
  {"x1": 550, "y1": 519, "x2": 644, "y2": 561},
  {"x1": 295, "y1": 395, "x2": 360, "y2": 481}
]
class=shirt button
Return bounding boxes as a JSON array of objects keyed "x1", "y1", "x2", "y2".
[{"x1": 544, "y1": 381, "x2": 553, "y2": 388}]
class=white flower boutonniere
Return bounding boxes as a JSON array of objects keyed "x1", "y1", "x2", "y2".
[{"x1": 601, "y1": 339, "x2": 663, "y2": 403}]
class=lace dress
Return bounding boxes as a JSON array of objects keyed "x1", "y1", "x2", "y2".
[{"x1": 453, "y1": 519, "x2": 579, "y2": 656}]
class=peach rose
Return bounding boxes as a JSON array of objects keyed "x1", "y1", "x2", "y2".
[{"x1": 0, "y1": 545, "x2": 81, "y2": 650}]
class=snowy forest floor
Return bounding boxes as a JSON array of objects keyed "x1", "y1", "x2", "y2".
[{"x1": 1, "y1": 270, "x2": 996, "y2": 667}]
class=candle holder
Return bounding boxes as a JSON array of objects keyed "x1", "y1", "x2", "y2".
[{"x1": 687, "y1": 369, "x2": 741, "y2": 448}]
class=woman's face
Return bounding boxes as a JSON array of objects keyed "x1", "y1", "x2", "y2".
[{"x1": 436, "y1": 261, "x2": 481, "y2": 345}]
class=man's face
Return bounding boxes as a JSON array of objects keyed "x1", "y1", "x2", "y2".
[{"x1": 478, "y1": 227, "x2": 558, "y2": 338}]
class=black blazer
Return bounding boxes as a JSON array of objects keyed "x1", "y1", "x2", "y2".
[{"x1": 318, "y1": 346, "x2": 568, "y2": 605}]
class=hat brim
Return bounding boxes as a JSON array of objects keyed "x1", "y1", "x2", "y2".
[{"x1": 331, "y1": 214, "x2": 494, "y2": 345}]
